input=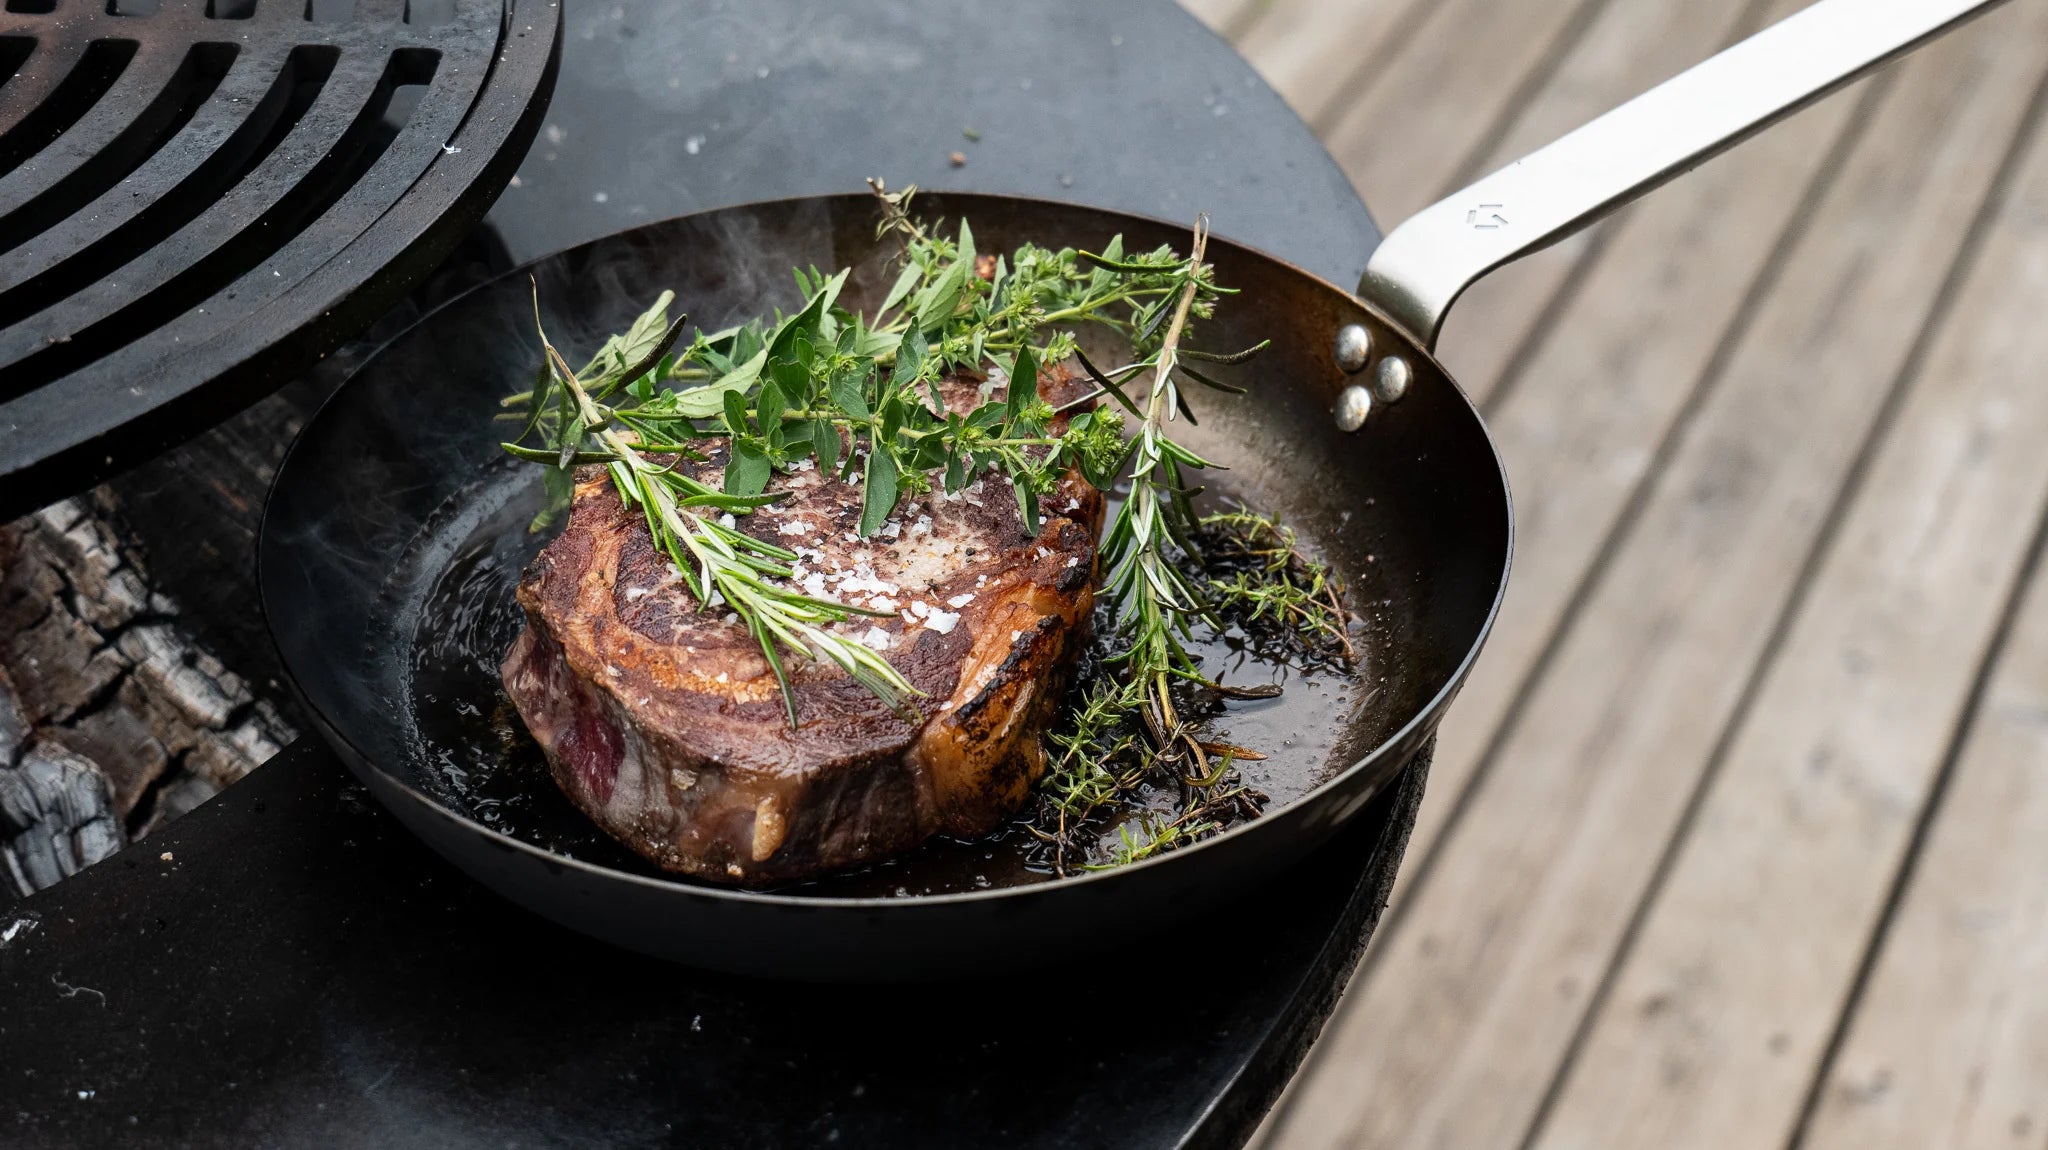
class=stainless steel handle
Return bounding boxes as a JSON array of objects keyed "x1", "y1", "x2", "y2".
[{"x1": 1359, "y1": 0, "x2": 2013, "y2": 350}]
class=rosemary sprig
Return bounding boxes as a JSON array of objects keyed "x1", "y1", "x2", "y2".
[{"x1": 1096, "y1": 216, "x2": 1229, "y2": 786}]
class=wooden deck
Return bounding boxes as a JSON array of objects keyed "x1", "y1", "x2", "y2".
[{"x1": 1179, "y1": 0, "x2": 2048, "y2": 1146}]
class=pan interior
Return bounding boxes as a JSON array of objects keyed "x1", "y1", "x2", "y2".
[{"x1": 261, "y1": 193, "x2": 1507, "y2": 899}]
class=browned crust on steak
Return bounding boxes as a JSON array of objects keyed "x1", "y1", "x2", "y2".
[{"x1": 501, "y1": 366, "x2": 1102, "y2": 886}]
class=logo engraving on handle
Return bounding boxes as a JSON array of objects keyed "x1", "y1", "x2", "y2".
[{"x1": 1466, "y1": 203, "x2": 1509, "y2": 229}]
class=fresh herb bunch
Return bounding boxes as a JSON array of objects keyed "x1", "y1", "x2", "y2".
[
  {"x1": 501, "y1": 184, "x2": 1340, "y2": 870},
  {"x1": 500, "y1": 185, "x2": 1257, "y2": 726}
]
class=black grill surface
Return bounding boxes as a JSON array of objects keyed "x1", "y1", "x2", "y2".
[{"x1": 0, "y1": 0, "x2": 558, "y2": 516}]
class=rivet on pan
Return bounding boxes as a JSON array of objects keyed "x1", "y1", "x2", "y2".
[
  {"x1": 1334, "y1": 324, "x2": 1372, "y2": 373},
  {"x1": 1335, "y1": 384, "x2": 1373, "y2": 432},
  {"x1": 1374, "y1": 355, "x2": 1411, "y2": 404}
]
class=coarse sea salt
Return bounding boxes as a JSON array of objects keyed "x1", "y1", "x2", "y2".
[
  {"x1": 947, "y1": 593, "x2": 976, "y2": 608},
  {"x1": 838, "y1": 570, "x2": 900, "y2": 596},
  {"x1": 778, "y1": 520, "x2": 812, "y2": 536},
  {"x1": 925, "y1": 609, "x2": 959, "y2": 634},
  {"x1": 860, "y1": 626, "x2": 892, "y2": 651}
]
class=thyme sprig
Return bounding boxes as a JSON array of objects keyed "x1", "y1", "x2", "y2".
[{"x1": 1198, "y1": 508, "x2": 1356, "y2": 665}]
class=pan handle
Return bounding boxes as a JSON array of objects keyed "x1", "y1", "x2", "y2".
[{"x1": 1358, "y1": 0, "x2": 2012, "y2": 351}]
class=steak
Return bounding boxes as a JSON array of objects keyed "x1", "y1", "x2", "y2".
[{"x1": 500, "y1": 368, "x2": 1102, "y2": 886}]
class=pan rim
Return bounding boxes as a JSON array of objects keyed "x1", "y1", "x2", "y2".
[{"x1": 257, "y1": 189, "x2": 1515, "y2": 911}]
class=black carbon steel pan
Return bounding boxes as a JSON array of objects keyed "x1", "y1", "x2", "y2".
[
  {"x1": 260, "y1": 191, "x2": 1503, "y2": 978},
  {"x1": 258, "y1": 0, "x2": 1999, "y2": 978}
]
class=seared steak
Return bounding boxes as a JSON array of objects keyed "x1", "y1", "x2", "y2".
[{"x1": 501, "y1": 369, "x2": 1102, "y2": 886}]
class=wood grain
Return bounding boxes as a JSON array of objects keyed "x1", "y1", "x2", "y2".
[
  {"x1": 1176, "y1": 0, "x2": 1266, "y2": 38},
  {"x1": 1801, "y1": 524, "x2": 2048, "y2": 1150},
  {"x1": 1390, "y1": 0, "x2": 1852, "y2": 915},
  {"x1": 1528, "y1": 23, "x2": 2048, "y2": 1147},
  {"x1": 1231, "y1": 0, "x2": 1429, "y2": 129},
  {"x1": 1313, "y1": 0, "x2": 1608, "y2": 224},
  {"x1": 1435, "y1": 0, "x2": 1780, "y2": 402},
  {"x1": 1267, "y1": 4, "x2": 2048, "y2": 1147}
]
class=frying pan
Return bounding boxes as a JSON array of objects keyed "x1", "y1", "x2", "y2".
[{"x1": 259, "y1": 0, "x2": 2005, "y2": 979}]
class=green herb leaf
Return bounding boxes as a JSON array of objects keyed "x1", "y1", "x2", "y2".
[
  {"x1": 1006, "y1": 343, "x2": 1039, "y2": 423},
  {"x1": 513, "y1": 358, "x2": 553, "y2": 443},
  {"x1": 757, "y1": 378, "x2": 788, "y2": 432},
  {"x1": 830, "y1": 367, "x2": 870, "y2": 419},
  {"x1": 893, "y1": 328, "x2": 927, "y2": 390},
  {"x1": 672, "y1": 348, "x2": 767, "y2": 418},
  {"x1": 767, "y1": 269, "x2": 849, "y2": 361},
  {"x1": 812, "y1": 418, "x2": 840, "y2": 474},
  {"x1": 1015, "y1": 479, "x2": 1041, "y2": 535},
  {"x1": 860, "y1": 444, "x2": 899, "y2": 536},
  {"x1": 721, "y1": 388, "x2": 752, "y2": 438},
  {"x1": 880, "y1": 261, "x2": 922, "y2": 314},
  {"x1": 559, "y1": 412, "x2": 587, "y2": 469},
  {"x1": 915, "y1": 258, "x2": 968, "y2": 332},
  {"x1": 726, "y1": 440, "x2": 772, "y2": 497}
]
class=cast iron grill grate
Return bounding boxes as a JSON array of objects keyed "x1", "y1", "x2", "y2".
[{"x1": 0, "y1": 0, "x2": 559, "y2": 516}]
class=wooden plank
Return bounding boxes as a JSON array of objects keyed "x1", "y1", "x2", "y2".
[
  {"x1": 1391, "y1": 0, "x2": 1833, "y2": 912},
  {"x1": 1312, "y1": 0, "x2": 1609, "y2": 225},
  {"x1": 1267, "y1": 6, "x2": 2048, "y2": 1147},
  {"x1": 1176, "y1": 0, "x2": 1265, "y2": 38},
  {"x1": 1436, "y1": 0, "x2": 1780, "y2": 402},
  {"x1": 1528, "y1": 32, "x2": 2048, "y2": 1150},
  {"x1": 1801, "y1": 539, "x2": 2048, "y2": 1149},
  {"x1": 1231, "y1": 0, "x2": 1431, "y2": 129}
]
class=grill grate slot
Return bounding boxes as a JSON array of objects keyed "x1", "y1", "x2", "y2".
[
  {"x1": 0, "y1": 35, "x2": 31, "y2": 84},
  {"x1": 0, "y1": 38, "x2": 138, "y2": 177},
  {"x1": 0, "y1": 41, "x2": 238, "y2": 254}
]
